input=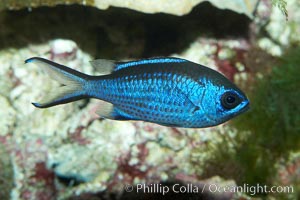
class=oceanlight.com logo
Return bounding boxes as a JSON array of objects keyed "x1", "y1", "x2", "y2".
[
  {"x1": 207, "y1": 183, "x2": 294, "y2": 196},
  {"x1": 124, "y1": 183, "x2": 294, "y2": 196}
]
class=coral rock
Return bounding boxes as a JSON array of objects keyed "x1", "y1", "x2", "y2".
[{"x1": 0, "y1": 0, "x2": 258, "y2": 18}]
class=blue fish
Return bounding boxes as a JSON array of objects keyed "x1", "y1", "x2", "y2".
[{"x1": 25, "y1": 57, "x2": 249, "y2": 128}]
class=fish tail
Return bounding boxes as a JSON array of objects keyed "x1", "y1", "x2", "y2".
[{"x1": 25, "y1": 57, "x2": 90, "y2": 108}]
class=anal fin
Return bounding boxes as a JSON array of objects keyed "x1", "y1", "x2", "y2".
[
  {"x1": 96, "y1": 102, "x2": 129, "y2": 121},
  {"x1": 156, "y1": 122, "x2": 180, "y2": 127}
]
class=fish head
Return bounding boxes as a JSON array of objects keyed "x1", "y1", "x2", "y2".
[
  {"x1": 194, "y1": 72, "x2": 250, "y2": 127},
  {"x1": 214, "y1": 87, "x2": 250, "y2": 123}
]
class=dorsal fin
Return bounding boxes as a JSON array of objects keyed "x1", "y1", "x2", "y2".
[
  {"x1": 90, "y1": 57, "x2": 187, "y2": 74},
  {"x1": 115, "y1": 57, "x2": 187, "y2": 71},
  {"x1": 90, "y1": 59, "x2": 116, "y2": 75}
]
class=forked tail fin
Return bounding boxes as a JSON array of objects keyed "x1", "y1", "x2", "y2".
[{"x1": 25, "y1": 57, "x2": 89, "y2": 108}]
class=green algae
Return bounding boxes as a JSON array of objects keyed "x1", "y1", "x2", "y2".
[
  {"x1": 191, "y1": 47, "x2": 299, "y2": 199},
  {"x1": 232, "y1": 47, "x2": 300, "y2": 198},
  {"x1": 271, "y1": 0, "x2": 288, "y2": 20},
  {"x1": 0, "y1": 143, "x2": 14, "y2": 200}
]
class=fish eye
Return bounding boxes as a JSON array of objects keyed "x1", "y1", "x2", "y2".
[{"x1": 221, "y1": 92, "x2": 241, "y2": 109}]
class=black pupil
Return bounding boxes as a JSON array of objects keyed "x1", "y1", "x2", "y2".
[
  {"x1": 226, "y1": 96, "x2": 235, "y2": 104},
  {"x1": 221, "y1": 92, "x2": 241, "y2": 109}
]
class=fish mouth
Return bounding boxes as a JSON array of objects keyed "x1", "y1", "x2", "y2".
[
  {"x1": 239, "y1": 100, "x2": 250, "y2": 114},
  {"x1": 231, "y1": 99, "x2": 250, "y2": 117}
]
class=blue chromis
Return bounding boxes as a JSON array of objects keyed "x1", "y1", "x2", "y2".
[{"x1": 25, "y1": 57, "x2": 249, "y2": 128}]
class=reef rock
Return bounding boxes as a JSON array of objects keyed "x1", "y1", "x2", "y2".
[
  {"x1": 258, "y1": 0, "x2": 300, "y2": 56},
  {"x1": 1, "y1": 0, "x2": 258, "y2": 18},
  {"x1": 0, "y1": 38, "x2": 250, "y2": 200}
]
